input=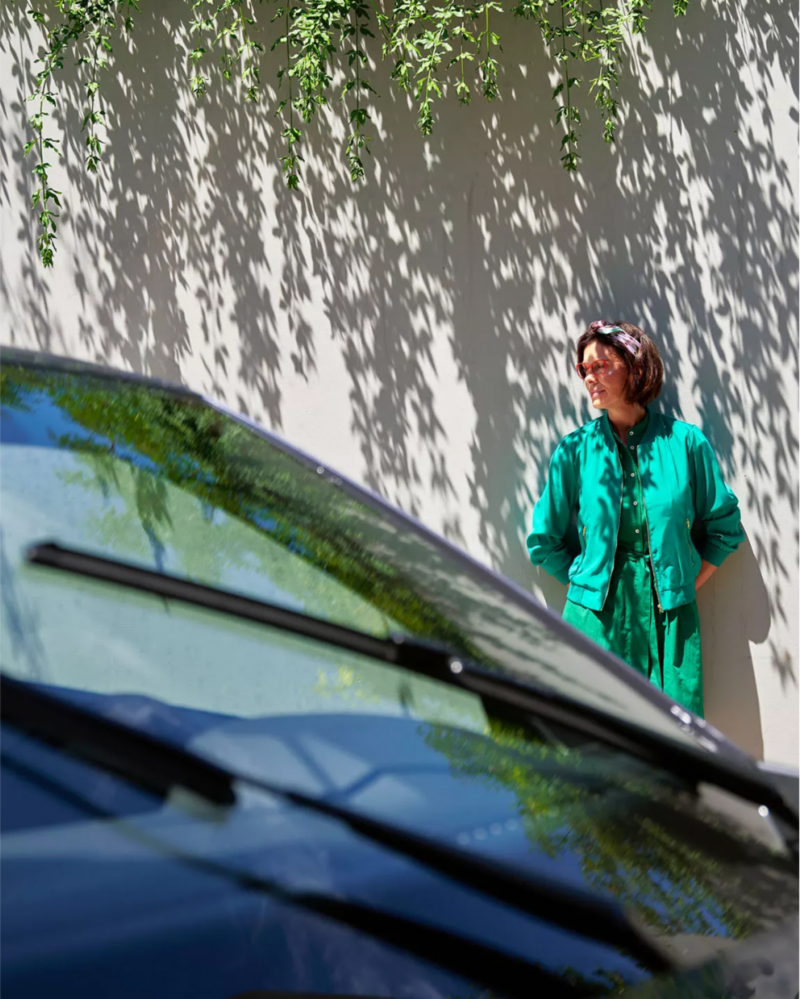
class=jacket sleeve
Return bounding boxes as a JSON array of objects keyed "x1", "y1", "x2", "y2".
[
  {"x1": 690, "y1": 427, "x2": 745, "y2": 567},
  {"x1": 527, "y1": 439, "x2": 577, "y2": 585}
]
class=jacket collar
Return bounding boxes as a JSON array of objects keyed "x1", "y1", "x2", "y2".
[{"x1": 598, "y1": 408, "x2": 656, "y2": 449}]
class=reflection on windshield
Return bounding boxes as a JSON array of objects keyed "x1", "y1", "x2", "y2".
[
  {"x1": 314, "y1": 663, "x2": 797, "y2": 976},
  {"x1": 56, "y1": 450, "x2": 406, "y2": 636},
  {"x1": 0, "y1": 360, "x2": 716, "y2": 757},
  {"x1": 423, "y1": 723, "x2": 755, "y2": 937}
]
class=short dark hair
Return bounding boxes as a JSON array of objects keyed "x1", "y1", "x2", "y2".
[{"x1": 576, "y1": 321, "x2": 663, "y2": 406}]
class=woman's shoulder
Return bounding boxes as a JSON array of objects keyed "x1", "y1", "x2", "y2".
[
  {"x1": 650, "y1": 411, "x2": 707, "y2": 445},
  {"x1": 556, "y1": 418, "x2": 601, "y2": 452}
]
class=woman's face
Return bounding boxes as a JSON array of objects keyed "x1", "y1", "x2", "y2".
[{"x1": 581, "y1": 340, "x2": 630, "y2": 411}]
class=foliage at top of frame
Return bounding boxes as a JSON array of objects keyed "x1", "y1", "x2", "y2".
[{"x1": 19, "y1": 0, "x2": 689, "y2": 266}]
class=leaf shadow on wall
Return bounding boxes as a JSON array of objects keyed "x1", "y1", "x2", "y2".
[
  {"x1": 281, "y1": 0, "x2": 796, "y2": 756},
  {"x1": 1, "y1": 0, "x2": 797, "y2": 757}
]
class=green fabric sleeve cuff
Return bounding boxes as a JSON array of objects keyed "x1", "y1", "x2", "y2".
[
  {"x1": 553, "y1": 563, "x2": 572, "y2": 586},
  {"x1": 528, "y1": 545, "x2": 572, "y2": 586},
  {"x1": 699, "y1": 542, "x2": 731, "y2": 568}
]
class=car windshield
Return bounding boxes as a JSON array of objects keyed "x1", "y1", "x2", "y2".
[
  {"x1": 2, "y1": 354, "x2": 704, "y2": 749},
  {"x1": 1, "y1": 354, "x2": 797, "y2": 995}
]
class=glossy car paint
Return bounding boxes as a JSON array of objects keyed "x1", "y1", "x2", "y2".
[{"x1": 1, "y1": 350, "x2": 797, "y2": 999}]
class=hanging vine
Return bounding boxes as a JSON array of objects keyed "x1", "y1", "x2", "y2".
[
  {"x1": 341, "y1": 0, "x2": 375, "y2": 180},
  {"x1": 19, "y1": 0, "x2": 694, "y2": 267},
  {"x1": 77, "y1": 3, "x2": 115, "y2": 172},
  {"x1": 24, "y1": 0, "x2": 136, "y2": 266},
  {"x1": 450, "y1": 6, "x2": 476, "y2": 106},
  {"x1": 476, "y1": 0, "x2": 501, "y2": 102},
  {"x1": 552, "y1": 0, "x2": 581, "y2": 170},
  {"x1": 272, "y1": 0, "x2": 300, "y2": 187}
]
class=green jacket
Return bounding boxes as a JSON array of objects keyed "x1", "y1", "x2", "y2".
[{"x1": 527, "y1": 411, "x2": 745, "y2": 612}]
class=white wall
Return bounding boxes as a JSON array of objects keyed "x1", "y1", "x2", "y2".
[{"x1": 1, "y1": 0, "x2": 797, "y2": 764}]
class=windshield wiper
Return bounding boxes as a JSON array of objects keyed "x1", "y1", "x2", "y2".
[
  {"x1": 1, "y1": 673, "x2": 673, "y2": 973},
  {"x1": 0, "y1": 752, "x2": 595, "y2": 999},
  {"x1": 1, "y1": 672, "x2": 236, "y2": 807},
  {"x1": 25, "y1": 541, "x2": 797, "y2": 833}
]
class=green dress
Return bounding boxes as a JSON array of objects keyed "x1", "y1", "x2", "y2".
[{"x1": 562, "y1": 412, "x2": 704, "y2": 717}]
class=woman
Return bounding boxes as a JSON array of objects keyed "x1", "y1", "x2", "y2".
[{"x1": 527, "y1": 320, "x2": 745, "y2": 717}]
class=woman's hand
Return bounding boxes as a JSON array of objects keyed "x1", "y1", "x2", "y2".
[{"x1": 695, "y1": 559, "x2": 717, "y2": 591}]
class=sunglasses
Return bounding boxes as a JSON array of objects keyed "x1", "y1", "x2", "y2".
[{"x1": 575, "y1": 359, "x2": 613, "y2": 380}]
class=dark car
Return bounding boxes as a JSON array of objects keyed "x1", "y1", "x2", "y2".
[{"x1": 1, "y1": 347, "x2": 797, "y2": 999}]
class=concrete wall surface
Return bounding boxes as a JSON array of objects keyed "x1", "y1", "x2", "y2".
[{"x1": 1, "y1": 0, "x2": 797, "y2": 764}]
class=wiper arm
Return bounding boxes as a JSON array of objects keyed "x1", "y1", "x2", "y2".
[
  {"x1": 2, "y1": 674, "x2": 672, "y2": 972},
  {"x1": 2, "y1": 673, "x2": 236, "y2": 807},
  {"x1": 26, "y1": 541, "x2": 796, "y2": 832},
  {"x1": 1, "y1": 752, "x2": 594, "y2": 999}
]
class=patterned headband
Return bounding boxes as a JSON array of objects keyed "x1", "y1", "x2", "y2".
[{"x1": 587, "y1": 320, "x2": 640, "y2": 356}]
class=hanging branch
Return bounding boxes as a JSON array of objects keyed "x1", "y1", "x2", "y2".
[
  {"x1": 384, "y1": 0, "x2": 426, "y2": 96},
  {"x1": 628, "y1": 0, "x2": 651, "y2": 34},
  {"x1": 76, "y1": 2, "x2": 116, "y2": 173},
  {"x1": 342, "y1": 0, "x2": 376, "y2": 180},
  {"x1": 273, "y1": 0, "x2": 302, "y2": 187},
  {"x1": 26, "y1": 44, "x2": 61, "y2": 267},
  {"x1": 414, "y1": 0, "x2": 465, "y2": 134},
  {"x1": 235, "y1": 0, "x2": 264, "y2": 102},
  {"x1": 24, "y1": 0, "x2": 135, "y2": 267},
  {"x1": 554, "y1": 0, "x2": 580, "y2": 170},
  {"x1": 577, "y1": 0, "x2": 592, "y2": 59},
  {"x1": 189, "y1": 0, "x2": 214, "y2": 97},
  {"x1": 450, "y1": 3, "x2": 476, "y2": 105},
  {"x1": 476, "y1": 0, "x2": 501, "y2": 101},
  {"x1": 511, "y1": 0, "x2": 544, "y2": 26},
  {"x1": 588, "y1": 0, "x2": 621, "y2": 144},
  {"x1": 189, "y1": 1, "x2": 263, "y2": 101},
  {"x1": 21, "y1": 0, "x2": 697, "y2": 265},
  {"x1": 214, "y1": 1, "x2": 237, "y2": 84},
  {"x1": 80, "y1": 25, "x2": 103, "y2": 173},
  {"x1": 291, "y1": 0, "x2": 343, "y2": 124}
]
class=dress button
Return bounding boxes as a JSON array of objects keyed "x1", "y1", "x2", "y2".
[
  {"x1": 630, "y1": 446, "x2": 635, "y2": 450},
  {"x1": 630, "y1": 473, "x2": 635, "y2": 478},
  {"x1": 633, "y1": 501, "x2": 638, "y2": 506},
  {"x1": 629, "y1": 431, "x2": 634, "y2": 436},
  {"x1": 635, "y1": 529, "x2": 640, "y2": 534}
]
